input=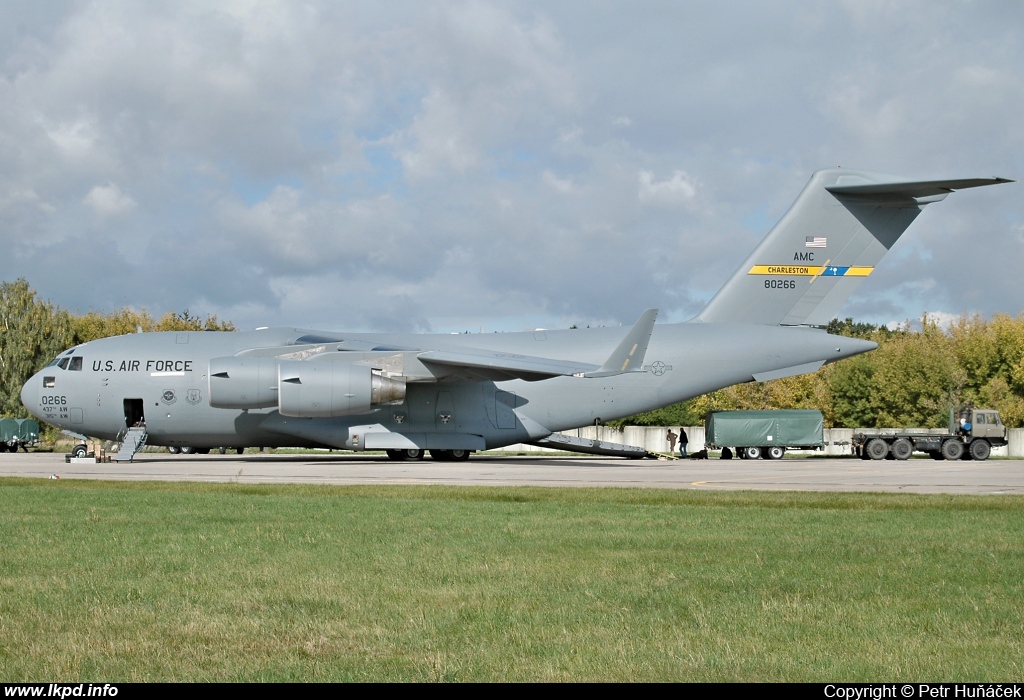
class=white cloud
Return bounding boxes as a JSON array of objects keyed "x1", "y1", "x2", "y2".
[
  {"x1": 83, "y1": 183, "x2": 135, "y2": 218},
  {"x1": 0, "y1": 1, "x2": 1019, "y2": 333},
  {"x1": 638, "y1": 170, "x2": 698, "y2": 206}
]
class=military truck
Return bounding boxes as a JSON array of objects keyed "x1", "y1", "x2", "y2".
[
  {"x1": 852, "y1": 406, "x2": 1006, "y2": 461},
  {"x1": 704, "y1": 410, "x2": 824, "y2": 459}
]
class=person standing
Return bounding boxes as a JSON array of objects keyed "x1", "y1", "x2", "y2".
[
  {"x1": 666, "y1": 429, "x2": 678, "y2": 456},
  {"x1": 679, "y1": 428, "x2": 688, "y2": 458}
]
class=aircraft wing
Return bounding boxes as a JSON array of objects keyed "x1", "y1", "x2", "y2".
[
  {"x1": 415, "y1": 308, "x2": 658, "y2": 382},
  {"x1": 416, "y1": 348, "x2": 600, "y2": 382}
]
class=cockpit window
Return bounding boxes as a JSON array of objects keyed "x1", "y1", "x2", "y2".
[
  {"x1": 69, "y1": 357, "x2": 83, "y2": 371},
  {"x1": 45, "y1": 356, "x2": 62, "y2": 367},
  {"x1": 57, "y1": 358, "x2": 69, "y2": 370}
]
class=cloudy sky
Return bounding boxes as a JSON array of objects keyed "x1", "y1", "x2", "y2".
[{"x1": 1, "y1": 1, "x2": 1021, "y2": 334}]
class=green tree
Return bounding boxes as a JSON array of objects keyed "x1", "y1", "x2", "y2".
[
  {"x1": 155, "y1": 309, "x2": 235, "y2": 332},
  {"x1": 0, "y1": 279, "x2": 75, "y2": 417}
]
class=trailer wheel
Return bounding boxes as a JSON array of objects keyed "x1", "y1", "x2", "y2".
[
  {"x1": 941, "y1": 439, "x2": 964, "y2": 461},
  {"x1": 744, "y1": 446, "x2": 762, "y2": 460},
  {"x1": 865, "y1": 438, "x2": 888, "y2": 460},
  {"x1": 766, "y1": 445, "x2": 785, "y2": 460},
  {"x1": 969, "y1": 439, "x2": 991, "y2": 461},
  {"x1": 891, "y1": 438, "x2": 913, "y2": 461}
]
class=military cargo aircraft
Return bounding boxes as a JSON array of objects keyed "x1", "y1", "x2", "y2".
[{"x1": 21, "y1": 169, "x2": 1011, "y2": 461}]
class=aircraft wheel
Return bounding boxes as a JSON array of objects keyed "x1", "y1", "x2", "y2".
[
  {"x1": 969, "y1": 439, "x2": 991, "y2": 461},
  {"x1": 448, "y1": 449, "x2": 471, "y2": 462},
  {"x1": 180, "y1": 446, "x2": 195, "y2": 455},
  {"x1": 167, "y1": 446, "x2": 180, "y2": 454},
  {"x1": 941, "y1": 439, "x2": 964, "y2": 461},
  {"x1": 386, "y1": 450, "x2": 406, "y2": 461},
  {"x1": 195, "y1": 448, "x2": 210, "y2": 455},
  {"x1": 218, "y1": 447, "x2": 226, "y2": 455},
  {"x1": 429, "y1": 449, "x2": 452, "y2": 461},
  {"x1": 891, "y1": 438, "x2": 913, "y2": 461},
  {"x1": 71, "y1": 444, "x2": 88, "y2": 459},
  {"x1": 865, "y1": 438, "x2": 888, "y2": 460},
  {"x1": 403, "y1": 449, "x2": 424, "y2": 460},
  {"x1": 766, "y1": 446, "x2": 785, "y2": 460},
  {"x1": 236, "y1": 447, "x2": 244, "y2": 455},
  {"x1": 744, "y1": 446, "x2": 762, "y2": 460}
]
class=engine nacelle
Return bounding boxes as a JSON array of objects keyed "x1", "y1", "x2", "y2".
[
  {"x1": 277, "y1": 359, "x2": 406, "y2": 418},
  {"x1": 208, "y1": 356, "x2": 279, "y2": 409}
]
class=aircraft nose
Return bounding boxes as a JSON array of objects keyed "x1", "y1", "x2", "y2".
[{"x1": 20, "y1": 374, "x2": 38, "y2": 417}]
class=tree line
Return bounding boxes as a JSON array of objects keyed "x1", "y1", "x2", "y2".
[
  {"x1": 0, "y1": 279, "x2": 233, "y2": 417},
  {"x1": 3, "y1": 278, "x2": 1023, "y2": 428}
]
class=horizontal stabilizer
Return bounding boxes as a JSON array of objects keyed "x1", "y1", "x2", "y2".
[{"x1": 826, "y1": 177, "x2": 1012, "y2": 199}]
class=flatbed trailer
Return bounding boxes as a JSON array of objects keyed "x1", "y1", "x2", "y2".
[{"x1": 852, "y1": 407, "x2": 1007, "y2": 461}]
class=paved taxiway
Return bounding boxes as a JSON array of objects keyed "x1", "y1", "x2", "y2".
[{"x1": 1, "y1": 452, "x2": 1022, "y2": 494}]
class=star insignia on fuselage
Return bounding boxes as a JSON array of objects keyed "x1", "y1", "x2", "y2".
[{"x1": 647, "y1": 361, "x2": 672, "y2": 376}]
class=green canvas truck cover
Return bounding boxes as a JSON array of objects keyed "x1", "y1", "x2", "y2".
[
  {"x1": 16, "y1": 419, "x2": 39, "y2": 443},
  {"x1": 0, "y1": 418, "x2": 19, "y2": 445},
  {"x1": 705, "y1": 410, "x2": 824, "y2": 448}
]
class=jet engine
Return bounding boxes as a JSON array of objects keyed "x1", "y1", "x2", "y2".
[
  {"x1": 277, "y1": 359, "x2": 406, "y2": 418},
  {"x1": 208, "y1": 356, "x2": 279, "y2": 409}
]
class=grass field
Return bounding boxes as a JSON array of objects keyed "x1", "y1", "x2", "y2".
[{"x1": 0, "y1": 479, "x2": 1021, "y2": 681}]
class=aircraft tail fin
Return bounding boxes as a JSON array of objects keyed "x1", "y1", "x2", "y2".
[{"x1": 693, "y1": 169, "x2": 1012, "y2": 326}]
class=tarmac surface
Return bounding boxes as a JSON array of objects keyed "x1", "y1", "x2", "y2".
[{"x1": 1, "y1": 451, "x2": 1022, "y2": 494}]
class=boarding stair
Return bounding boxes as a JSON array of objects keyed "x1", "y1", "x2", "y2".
[{"x1": 114, "y1": 426, "x2": 148, "y2": 462}]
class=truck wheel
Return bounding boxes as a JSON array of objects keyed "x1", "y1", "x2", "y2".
[
  {"x1": 865, "y1": 438, "x2": 888, "y2": 460},
  {"x1": 744, "y1": 446, "x2": 762, "y2": 460},
  {"x1": 766, "y1": 446, "x2": 785, "y2": 460},
  {"x1": 969, "y1": 440, "x2": 991, "y2": 461},
  {"x1": 941, "y1": 439, "x2": 964, "y2": 461},
  {"x1": 891, "y1": 438, "x2": 913, "y2": 461}
]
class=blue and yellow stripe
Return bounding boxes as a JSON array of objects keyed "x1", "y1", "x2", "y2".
[{"x1": 748, "y1": 265, "x2": 873, "y2": 277}]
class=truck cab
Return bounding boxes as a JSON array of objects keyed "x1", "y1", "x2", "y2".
[{"x1": 958, "y1": 407, "x2": 1006, "y2": 441}]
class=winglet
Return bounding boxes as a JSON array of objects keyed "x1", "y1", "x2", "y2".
[{"x1": 586, "y1": 308, "x2": 658, "y2": 377}]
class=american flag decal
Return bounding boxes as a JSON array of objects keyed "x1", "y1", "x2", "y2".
[{"x1": 805, "y1": 236, "x2": 827, "y2": 248}]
